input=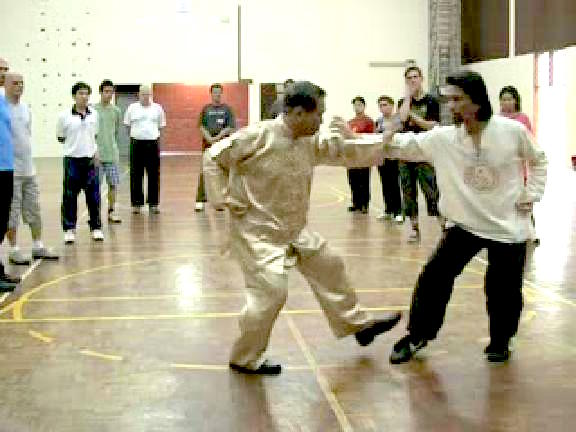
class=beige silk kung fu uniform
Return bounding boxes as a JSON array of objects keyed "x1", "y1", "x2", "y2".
[{"x1": 203, "y1": 116, "x2": 387, "y2": 369}]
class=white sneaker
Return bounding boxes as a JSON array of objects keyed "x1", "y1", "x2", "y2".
[
  {"x1": 108, "y1": 211, "x2": 122, "y2": 223},
  {"x1": 394, "y1": 214, "x2": 405, "y2": 223},
  {"x1": 132, "y1": 206, "x2": 142, "y2": 214},
  {"x1": 91, "y1": 229, "x2": 104, "y2": 241},
  {"x1": 64, "y1": 230, "x2": 76, "y2": 244},
  {"x1": 195, "y1": 202, "x2": 205, "y2": 212}
]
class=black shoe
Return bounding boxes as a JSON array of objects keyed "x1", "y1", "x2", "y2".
[
  {"x1": 0, "y1": 273, "x2": 21, "y2": 284},
  {"x1": 229, "y1": 360, "x2": 282, "y2": 375},
  {"x1": 359, "y1": 206, "x2": 369, "y2": 214},
  {"x1": 347, "y1": 206, "x2": 358, "y2": 212},
  {"x1": 355, "y1": 312, "x2": 402, "y2": 346},
  {"x1": 389, "y1": 334, "x2": 428, "y2": 364},
  {"x1": 484, "y1": 342, "x2": 511, "y2": 363},
  {"x1": 0, "y1": 280, "x2": 17, "y2": 293}
]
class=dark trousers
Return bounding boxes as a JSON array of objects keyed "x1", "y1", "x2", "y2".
[
  {"x1": 347, "y1": 167, "x2": 371, "y2": 210},
  {"x1": 130, "y1": 139, "x2": 160, "y2": 207},
  {"x1": 0, "y1": 170, "x2": 14, "y2": 276},
  {"x1": 378, "y1": 159, "x2": 402, "y2": 216},
  {"x1": 408, "y1": 225, "x2": 527, "y2": 345},
  {"x1": 61, "y1": 157, "x2": 101, "y2": 231},
  {"x1": 196, "y1": 153, "x2": 206, "y2": 203},
  {"x1": 399, "y1": 161, "x2": 439, "y2": 219}
]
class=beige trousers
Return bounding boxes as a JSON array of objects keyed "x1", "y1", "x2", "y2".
[{"x1": 229, "y1": 223, "x2": 373, "y2": 369}]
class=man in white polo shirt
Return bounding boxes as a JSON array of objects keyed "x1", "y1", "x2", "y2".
[
  {"x1": 124, "y1": 85, "x2": 166, "y2": 214},
  {"x1": 57, "y1": 82, "x2": 103, "y2": 243}
]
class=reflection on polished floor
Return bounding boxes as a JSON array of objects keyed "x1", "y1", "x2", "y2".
[{"x1": 0, "y1": 156, "x2": 574, "y2": 432}]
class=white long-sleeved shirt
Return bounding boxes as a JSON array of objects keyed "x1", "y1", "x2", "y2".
[{"x1": 357, "y1": 115, "x2": 547, "y2": 243}]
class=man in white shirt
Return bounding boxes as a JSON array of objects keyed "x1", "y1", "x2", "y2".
[
  {"x1": 57, "y1": 82, "x2": 103, "y2": 243},
  {"x1": 340, "y1": 71, "x2": 547, "y2": 363},
  {"x1": 4, "y1": 73, "x2": 58, "y2": 264},
  {"x1": 124, "y1": 85, "x2": 166, "y2": 214}
]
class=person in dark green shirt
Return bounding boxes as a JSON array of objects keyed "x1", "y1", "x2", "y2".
[{"x1": 94, "y1": 80, "x2": 122, "y2": 223}]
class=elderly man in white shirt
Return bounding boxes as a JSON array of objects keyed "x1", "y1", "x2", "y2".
[
  {"x1": 124, "y1": 85, "x2": 166, "y2": 214},
  {"x1": 337, "y1": 70, "x2": 547, "y2": 364}
]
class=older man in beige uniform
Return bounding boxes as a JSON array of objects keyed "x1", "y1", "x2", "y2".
[{"x1": 204, "y1": 81, "x2": 401, "y2": 375}]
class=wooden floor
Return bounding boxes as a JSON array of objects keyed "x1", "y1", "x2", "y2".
[{"x1": 1, "y1": 156, "x2": 575, "y2": 432}]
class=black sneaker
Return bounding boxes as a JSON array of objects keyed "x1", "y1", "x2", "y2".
[
  {"x1": 355, "y1": 312, "x2": 402, "y2": 346},
  {"x1": 389, "y1": 334, "x2": 427, "y2": 364},
  {"x1": 0, "y1": 279, "x2": 17, "y2": 293},
  {"x1": 229, "y1": 360, "x2": 282, "y2": 375},
  {"x1": 484, "y1": 342, "x2": 511, "y2": 363}
]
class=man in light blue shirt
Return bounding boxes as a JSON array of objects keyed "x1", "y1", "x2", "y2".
[{"x1": 0, "y1": 94, "x2": 20, "y2": 291}]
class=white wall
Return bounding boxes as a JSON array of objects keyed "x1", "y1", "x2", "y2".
[{"x1": 0, "y1": 0, "x2": 429, "y2": 157}]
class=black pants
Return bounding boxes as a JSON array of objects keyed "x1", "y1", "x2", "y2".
[
  {"x1": 408, "y1": 225, "x2": 527, "y2": 345},
  {"x1": 196, "y1": 149, "x2": 207, "y2": 203},
  {"x1": 347, "y1": 167, "x2": 370, "y2": 210},
  {"x1": 399, "y1": 161, "x2": 439, "y2": 219},
  {"x1": 130, "y1": 139, "x2": 160, "y2": 207},
  {"x1": 378, "y1": 159, "x2": 402, "y2": 216},
  {"x1": 0, "y1": 170, "x2": 14, "y2": 276},
  {"x1": 61, "y1": 157, "x2": 101, "y2": 231}
]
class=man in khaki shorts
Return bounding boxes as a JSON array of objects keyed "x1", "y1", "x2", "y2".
[{"x1": 4, "y1": 73, "x2": 58, "y2": 264}]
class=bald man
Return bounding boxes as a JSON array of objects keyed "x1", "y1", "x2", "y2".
[
  {"x1": 124, "y1": 85, "x2": 166, "y2": 214},
  {"x1": 4, "y1": 73, "x2": 58, "y2": 264},
  {"x1": 0, "y1": 70, "x2": 19, "y2": 291},
  {"x1": 0, "y1": 58, "x2": 9, "y2": 96}
]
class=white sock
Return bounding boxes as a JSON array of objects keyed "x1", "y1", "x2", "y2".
[{"x1": 32, "y1": 240, "x2": 44, "y2": 249}]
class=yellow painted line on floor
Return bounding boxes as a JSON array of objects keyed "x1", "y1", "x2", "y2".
[
  {"x1": 170, "y1": 363, "x2": 318, "y2": 371},
  {"x1": 170, "y1": 363, "x2": 229, "y2": 371},
  {"x1": 524, "y1": 284, "x2": 576, "y2": 308},
  {"x1": 0, "y1": 254, "x2": 219, "y2": 319},
  {"x1": 287, "y1": 316, "x2": 354, "y2": 432},
  {"x1": 0, "y1": 304, "x2": 467, "y2": 324},
  {"x1": 22, "y1": 285, "x2": 483, "y2": 304},
  {"x1": 28, "y1": 330, "x2": 54, "y2": 343},
  {"x1": 79, "y1": 349, "x2": 123, "y2": 362}
]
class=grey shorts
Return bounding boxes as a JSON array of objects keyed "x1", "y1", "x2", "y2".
[
  {"x1": 99, "y1": 162, "x2": 121, "y2": 186},
  {"x1": 9, "y1": 175, "x2": 42, "y2": 230}
]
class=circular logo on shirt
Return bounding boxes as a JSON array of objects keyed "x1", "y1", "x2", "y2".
[{"x1": 463, "y1": 163, "x2": 499, "y2": 192}]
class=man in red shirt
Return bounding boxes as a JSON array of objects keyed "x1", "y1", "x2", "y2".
[{"x1": 347, "y1": 96, "x2": 374, "y2": 213}]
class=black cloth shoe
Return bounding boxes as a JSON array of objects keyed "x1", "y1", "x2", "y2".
[
  {"x1": 484, "y1": 342, "x2": 511, "y2": 362},
  {"x1": 389, "y1": 334, "x2": 428, "y2": 364},
  {"x1": 347, "y1": 206, "x2": 359, "y2": 212},
  {"x1": 0, "y1": 279, "x2": 17, "y2": 293},
  {"x1": 229, "y1": 360, "x2": 282, "y2": 375},
  {"x1": 355, "y1": 312, "x2": 402, "y2": 346},
  {"x1": 0, "y1": 273, "x2": 21, "y2": 284},
  {"x1": 359, "y1": 206, "x2": 369, "y2": 214}
]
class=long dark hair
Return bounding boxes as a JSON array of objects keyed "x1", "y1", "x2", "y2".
[
  {"x1": 446, "y1": 71, "x2": 493, "y2": 121},
  {"x1": 499, "y1": 85, "x2": 521, "y2": 112}
]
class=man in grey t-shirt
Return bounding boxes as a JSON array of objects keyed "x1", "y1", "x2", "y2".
[
  {"x1": 4, "y1": 73, "x2": 58, "y2": 264},
  {"x1": 195, "y1": 83, "x2": 235, "y2": 211}
]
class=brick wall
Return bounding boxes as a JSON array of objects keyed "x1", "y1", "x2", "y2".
[{"x1": 152, "y1": 83, "x2": 249, "y2": 152}]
